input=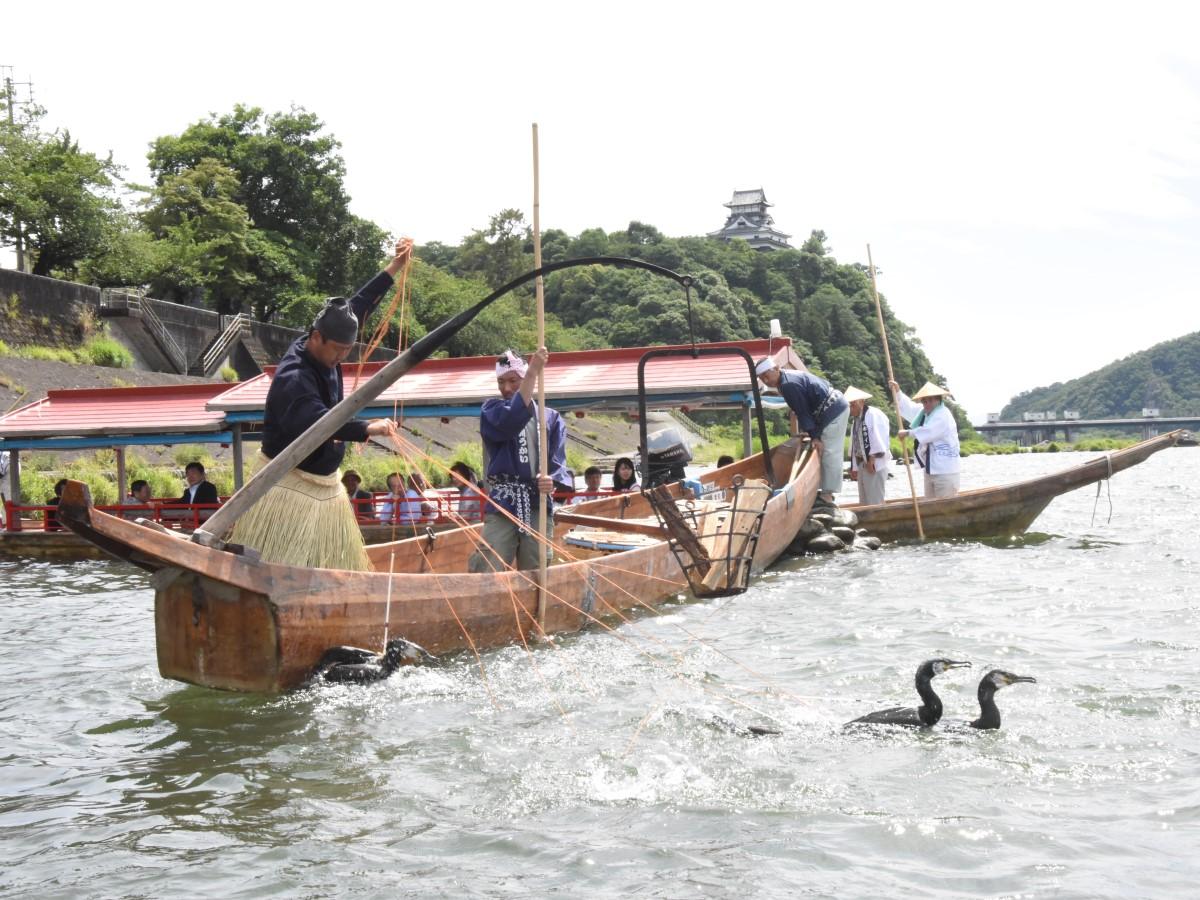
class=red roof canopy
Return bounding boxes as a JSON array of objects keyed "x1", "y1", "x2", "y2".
[
  {"x1": 0, "y1": 383, "x2": 230, "y2": 439},
  {"x1": 210, "y1": 338, "x2": 800, "y2": 413}
]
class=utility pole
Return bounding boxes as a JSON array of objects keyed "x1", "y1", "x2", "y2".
[{"x1": 2, "y1": 67, "x2": 34, "y2": 273}]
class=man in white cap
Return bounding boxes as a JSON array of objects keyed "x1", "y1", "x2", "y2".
[
  {"x1": 845, "y1": 386, "x2": 890, "y2": 505},
  {"x1": 469, "y1": 348, "x2": 570, "y2": 573},
  {"x1": 755, "y1": 358, "x2": 849, "y2": 507},
  {"x1": 889, "y1": 379, "x2": 961, "y2": 498}
]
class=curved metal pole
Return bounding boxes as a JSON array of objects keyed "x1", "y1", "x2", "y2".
[
  {"x1": 193, "y1": 255, "x2": 695, "y2": 548},
  {"x1": 636, "y1": 347, "x2": 775, "y2": 490}
]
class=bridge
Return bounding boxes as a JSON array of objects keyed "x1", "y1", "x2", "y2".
[{"x1": 975, "y1": 416, "x2": 1200, "y2": 444}]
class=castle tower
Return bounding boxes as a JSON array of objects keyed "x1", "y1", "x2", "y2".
[{"x1": 708, "y1": 188, "x2": 792, "y2": 251}]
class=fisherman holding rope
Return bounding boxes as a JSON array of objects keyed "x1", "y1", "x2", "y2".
[
  {"x1": 468, "y1": 348, "x2": 570, "y2": 573},
  {"x1": 755, "y1": 358, "x2": 849, "y2": 508},
  {"x1": 229, "y1": 239, "x2": 412, "y2": 570}
]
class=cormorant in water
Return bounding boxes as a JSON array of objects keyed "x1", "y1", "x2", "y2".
[
  {"x1": 845, "y1": 658, "x2": 971, "y2": 727},
  {"x1": 967, "y1": 669, "x2": 1037, "y2": 730},
  {"x1": 307, "y1": 637, "x2": 436, "y2": 686}
]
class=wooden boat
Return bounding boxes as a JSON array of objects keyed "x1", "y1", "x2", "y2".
[
  {"x1": 847, "y1": 430, "x2": 1182, "y2": 542},
  {"x1": 58, "y1": 437, "x2": 817, "y2": 694}
]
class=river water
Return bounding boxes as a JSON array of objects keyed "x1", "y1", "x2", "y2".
[{"x1": 2, "y1": 449, "x2": 1198, "y2": 898}]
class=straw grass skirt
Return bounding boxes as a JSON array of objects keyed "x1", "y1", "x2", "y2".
[{"x1": 229, "y1": 464, "x2": 370, "y2": 571}]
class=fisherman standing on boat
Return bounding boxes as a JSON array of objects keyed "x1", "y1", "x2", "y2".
[
  {"x1": 755, "y1": 359, "x2": 849, "y2": 507},
  {"x1": 890, "y1": 379, "x2": 961, "y2": 498},
  {"x1": 846, "y1": 386, "x2": 891, "y2": 505},
  {"x1": 468, "y1": 348, "x2": 569, "y2": 573},
  {"x1": 228, "y1": 239, "x2": 412, "y2": 570}
]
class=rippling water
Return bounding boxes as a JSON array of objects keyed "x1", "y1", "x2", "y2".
[{"x1": 2, "y1": 449, "x2": 1198, "y2": 898}]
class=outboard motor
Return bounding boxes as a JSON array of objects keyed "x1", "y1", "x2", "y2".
[{"x1": 644, "y1": 426, "x2": 692, "y2": 488}]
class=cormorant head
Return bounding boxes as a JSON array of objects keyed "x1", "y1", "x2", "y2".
[
  {"x1": 917, "y1": 658, "x2": 972, "y2": 680},
  {"x1": 383, "y1": 637, "x2": 437, "y2": 668},
  {"x1": 979, "y1": 669, "x2": 1037, "y2": 693}
]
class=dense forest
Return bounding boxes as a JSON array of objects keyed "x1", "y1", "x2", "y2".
[
  {"x1": 1, "y1": 99, "x2": 970, "y2": 428},
  {"x1": 1000, "y1": 332, "x2": 1200, "y2": 419}
]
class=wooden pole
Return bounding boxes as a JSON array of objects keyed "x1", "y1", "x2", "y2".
[
  {"x1": 532, "y1": 123, "x2": 550, "y2": 629},
  {"x1": 867, "y1": 244, "x2": 924, "y2": 539}
]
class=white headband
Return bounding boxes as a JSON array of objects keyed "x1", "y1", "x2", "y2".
[
  {"x1": 495, "y1": 350, "x2": 528, "y2": 379},
  {"x1": 755, "y1": 358, "x2": 777, "y2": 377}
]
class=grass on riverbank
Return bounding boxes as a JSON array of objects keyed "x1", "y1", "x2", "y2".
[{"x1": 0, "y1": 335, "x2": 134, "y2": 369}]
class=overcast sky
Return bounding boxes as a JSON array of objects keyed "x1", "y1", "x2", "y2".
[{"x1": 5, "y1": 1, "x2": 1199, "y2": 422}]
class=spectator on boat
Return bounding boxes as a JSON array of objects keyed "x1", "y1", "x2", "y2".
[
  {"x1": 716, "y1": 454, "x2": 735, "y2": 468},
  {"x1": 845, "y1": 386, "x2": 890, "y2": 506},
  {"x1": 378, "y1": 471, "x2": 437, "y2": 525},
  {"x1": 179, "y1": 462, "x2": 219, "y2": 507},
  {"x1": 468, "y1": 348, "x2": 569, "y2": 573},
  {"x1": 612, "y1": 457, "x2": 639, "y2": 492},
  {"x1": 449, "y1": 461, "x2": 485, "y2": 522},
  {"x1": 570, "y1": 466, "x2": 604, "y2": 504},
  {"x1": 44, "y1": 478, "x2": 67, "y2": 531},
  {"x1": 228, "y1": 240, "x2": 412, "y2": 570},
  {"x1": 122, "y1": 479, "x2": 153, "y2": 520},
  {"x1": 341, "y1": 470, "x2": 374, "y2": 521},
  {"x1": 755, "y1": 359, "x2": 849, "y2": 508},
  {"x1": 890, "y1": 379, "x2": 961, "y2": 498}
]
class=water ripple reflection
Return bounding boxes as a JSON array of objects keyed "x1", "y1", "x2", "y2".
[{"x1": 1, "y1": 450, "x2": 1198, "y2": 896}]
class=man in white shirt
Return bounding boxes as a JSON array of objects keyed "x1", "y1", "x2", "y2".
[
  {"x1": 845, "y1": 386, "x2": 890, "y2": 505},
  {"x1": 890, "y1": 380, "x2": 961, "y2": 498}
]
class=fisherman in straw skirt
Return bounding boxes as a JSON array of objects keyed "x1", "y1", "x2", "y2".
[
  {"x1": 468, "y1": 348, "x2": 570, "y2": 573},
  {"x1": 845, "y1": 385, "x2": 891, "y2": 506},
  {"x1": 229, "y1": 239, "x2": 412, "y2": 570},
  {"x1": 755, "y1": 358, "x2": 849, "y2": 507},
  {"x1": 889, "y1": 379, "x2": 961, "y2": 498}
]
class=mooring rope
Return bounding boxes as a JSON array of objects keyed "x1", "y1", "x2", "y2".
[{"x1": 1090, "y1": 452, "x2": 1114, "y2": 527}]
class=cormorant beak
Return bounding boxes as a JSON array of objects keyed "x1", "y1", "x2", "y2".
[
  {"x1": 1007, "y1": 674, "x2": 1037, "y2": 685},
  {"x1": 946, "y1": 660, "x2": 972, "y2": 669}
]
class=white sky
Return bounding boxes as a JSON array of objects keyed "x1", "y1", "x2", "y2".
[{"x1": 5, "y1": 0, "x2": 1199, "y2": 422}]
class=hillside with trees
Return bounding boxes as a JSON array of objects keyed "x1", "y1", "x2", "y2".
[
  {"x1": 1000, "y1": 332, "x2": 1200, "y2": 420},
  {"x1": 2, "y1": 97, "x2": 970, "y2": 429}
]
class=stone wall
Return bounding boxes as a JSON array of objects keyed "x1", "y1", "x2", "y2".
[{"x1": 0, "y1": 269, "x2": 98, "y2": 349}]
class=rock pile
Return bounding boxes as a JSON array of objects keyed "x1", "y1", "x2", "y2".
[{"x1": 787, "y1": 505, "x2": 882, "y2": 555}]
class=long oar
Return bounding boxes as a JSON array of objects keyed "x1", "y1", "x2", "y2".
[
  {"x1": 192, "y1": 255, "x2": 695, "y2": 551},
  {"x1": 867, "y1": 244, "x2": 924, "y2": 540},
  {"x1": 532, "y1": 123, "x2": 550, "y2": 629}
]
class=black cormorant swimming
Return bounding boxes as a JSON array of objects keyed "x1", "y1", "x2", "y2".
[
  {"x1": 307, "y1": 637, "x2": 436, "y2": 686},
  {"x1": 968, "y1": 669, "x2": 1037, "y2": 730},
  {"x1": 846, "y1": 658, "x2": 971, "y2": 727}
]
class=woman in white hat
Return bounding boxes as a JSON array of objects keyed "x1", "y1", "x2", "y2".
[
  {"x1": 889, "y1": 380, "x2": 960, "y2": 498},
  {"x1": 845, "y1": 386, "x2": 890, "y2": 505}
]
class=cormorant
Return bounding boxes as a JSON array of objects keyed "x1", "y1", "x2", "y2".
[
  {"x1": 967, "y1": 669, "x2": 1037, "y2": 730},
  {"x1": 845, "y1": 658, "x2": 971, "y2": 727},
  {"x1": 307, "y1": 637, "x2": 436, "y2": 686}
]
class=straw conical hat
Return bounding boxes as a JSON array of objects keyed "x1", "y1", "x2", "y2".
[
  {"x1": 844, "y1": 386, "x2": 872, "y2": 403},
  {"x1": 912, "y1": 381, "x2": 951, "y2": 400}
]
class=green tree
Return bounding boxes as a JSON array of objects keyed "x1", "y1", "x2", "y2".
[
  {"x1": 146, "y1": 105, "x2": 387, "y2": 317},
  {"x1": 141, "y1": 158, "x2": 258, "y2": 312},
  {"x1": 0, "y1": 106, "x2": 125, "y2": 277}
]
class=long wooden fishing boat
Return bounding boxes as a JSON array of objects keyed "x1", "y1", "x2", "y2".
[
  {"x1": 846, "y1": 430, "x2": 1182, "y2": 542},
  {"x1": 58, "y1": 438, "x2": 817, "y2": 693}
]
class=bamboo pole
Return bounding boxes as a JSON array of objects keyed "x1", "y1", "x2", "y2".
[
  {"x1": 867, "y1": 244, "x2": 924, "y2": 540},
  {"x1": 532, "y1": 123, "x2": 550, "y2": 628}
]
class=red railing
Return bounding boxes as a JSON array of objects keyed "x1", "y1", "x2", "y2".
[{"x1": 4, "y1": 489, "x2": 624, "y2": 532}]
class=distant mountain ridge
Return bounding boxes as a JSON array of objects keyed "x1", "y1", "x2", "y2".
[{"x1": 1000, "y1": 331, "x2": 1200, "y2": 420}]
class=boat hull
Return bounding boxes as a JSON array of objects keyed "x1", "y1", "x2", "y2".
[
  {"x1": 62, "y1": 438, "x2": 818, "y2": 693},
  {"x1": 847, "y1": 431, "x2": 1181, "y2": 542}
]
